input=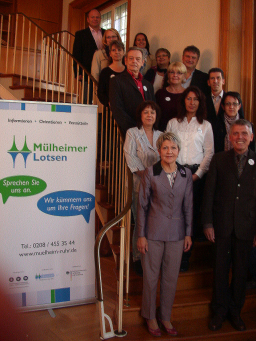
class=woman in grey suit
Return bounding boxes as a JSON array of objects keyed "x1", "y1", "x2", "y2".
[{"x1": 137, "y1": 132, "x2": 193, "y2": 337}]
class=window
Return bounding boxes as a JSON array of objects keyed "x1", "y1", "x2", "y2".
[{"x1": 101, "y1": 0, "x2": 128, "y2": 46}]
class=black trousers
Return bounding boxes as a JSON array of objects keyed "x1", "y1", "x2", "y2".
[
  {"x1": 182, "y1": 166, "x2": 206, "y2": 264},
  {"x1": 212, "y1": 233, "x2": 252, "y2": 318}
]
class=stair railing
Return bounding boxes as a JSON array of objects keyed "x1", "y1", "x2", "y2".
[{"x1": 0, "y1": 14, "x2": 133, "y2": 339}]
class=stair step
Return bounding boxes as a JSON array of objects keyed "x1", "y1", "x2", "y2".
[
  {"x1": 97, "y1": 201, "x2": 115, "y2": 224},
  {"x1": 9, "y1": 85, "x2": 77, "y2": 103},
  {"x1": 121, "y1": 311, "x2": 256, "y2": 341},
  {"x1": 121, "y1": 287, "x2": 256, "y2": 326},
  {"x1": 95, "y1": 184, "x2": 108, "y2": 203}
]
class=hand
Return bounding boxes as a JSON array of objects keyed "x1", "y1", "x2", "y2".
[
  {"x1": 184, "y1": 236, "x2": 192, "y2": 252},
  {"x1": 137, "y1": 237, "x2": 148, "y2": 255},
  {"x1": 204, "y1": 227, "x2": 215, "y2": 243},
  {"x1": 192, "y1": 174, "x2": 199, "y2": 182}
]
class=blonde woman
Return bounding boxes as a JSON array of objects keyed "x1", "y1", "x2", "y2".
[
  {"x1": 91, "y1": 28, "x2": 122, "y2": 82},
  {"x1": 156, "y1": 62, "x2": 187, "y2": 131}
]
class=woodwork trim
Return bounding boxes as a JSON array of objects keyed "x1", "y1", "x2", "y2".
[
  {"x1": 219, "y1": 0, "x2": 230, "y2": 89},
  {"x1": 241, "y1": 0, "x2": 254, "y2": 123}
]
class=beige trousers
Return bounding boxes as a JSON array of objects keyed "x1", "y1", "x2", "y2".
[{"x1": 141, "y1": 239, "x2": 184, "y2": 320}]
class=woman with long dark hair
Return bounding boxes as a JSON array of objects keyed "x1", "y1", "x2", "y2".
[
  {"x1": 166, "y1": 86, "x2": 214, "y2": 271},
  {"x1": 133, "y1": 32, "x2": 154, "y2": 75}
]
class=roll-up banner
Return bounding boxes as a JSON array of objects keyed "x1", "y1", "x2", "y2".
[{"x1": 0, "y1": 100, "x2": 97, "y2": 311}]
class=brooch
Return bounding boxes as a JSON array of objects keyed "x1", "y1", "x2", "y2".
[
  {"x1": 248, "y1": 159, "x2": 255, "y2": 165},
  {"x1": 143, "y1": 86, "x2": 147, "y2": 91},
  {"x1": 165, "y1": 97, "x2": 171, "y2": 101}
]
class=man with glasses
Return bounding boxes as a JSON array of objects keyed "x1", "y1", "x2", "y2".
[
  {"x1": 144, "y1": 48, "x2": 171, "y2": 93},
  {"x1": 109, "y1": 47, "x2": 155, "y2": 137},
  {"x1": 206, "y1": 68, "x2": 244, "y2": 124}
]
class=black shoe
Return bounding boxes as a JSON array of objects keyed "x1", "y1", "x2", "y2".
[
  {"x1": 133, "y1": 260, "x2": 143, "y2": 276},
  {"x1": 229, "y1": 315, "x2": 246, "y2": 331},
  {"x1": 180, "y1": 260, "x2": 189, "y2": 272},
  {"x1": 208, "y1": 315, "x2": 225, "y2": 331}
]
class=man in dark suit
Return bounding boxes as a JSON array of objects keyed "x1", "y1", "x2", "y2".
[
  {"x1": 182, "y1": 45, "x2": 210, "y2": 96},
  {"x1": 109, "y1": 47, "x2": 155, "y2": 137},
  {"x1": 73, "y1": 9, "x2": 105, "y2": 102},
  {"x1": 206, "y1": 68, "x2": 244, "y2": 124},
  {"x1": 202, "y1": 119, "x2": 256, "y2": 332}
]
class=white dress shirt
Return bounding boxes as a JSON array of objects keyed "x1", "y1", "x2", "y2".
[
  {"x1": 124, "y1": 126, "x2": 161, "y2": 192},
  {"x1": 166, "y1": 117, "x2": 214, "y2": 178},
  {"x1": 89, "y1": 26, "x2": 103, "y2": 50}
]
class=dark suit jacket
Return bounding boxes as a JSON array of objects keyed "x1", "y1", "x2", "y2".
[
  {"x1": 202, "y1": 149, "x2": 256, "y2": 241},
  {"x1": 137, "y1": 161, "x2": 193, "y2": 241},
  {"x1": 206, "y1": 91, "x2": 244, "y2": 125},
  {"x1": 109, "y1": 71, "x2": 155, "y2": 136},
  {"x1": 190, "y1": 69, "x2": 210, "y2": 96},
  {"x1": 72, "y1": 27, "x2": 105, "y2": 77},
  {"x1": 212, "y1": 110, "x2": 254, "y2": 153}
]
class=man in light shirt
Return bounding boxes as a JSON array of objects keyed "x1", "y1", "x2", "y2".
[
  {"x1": 206, "y1": 68, "x2": 244, "y2": 124},
  {"x1": 182, "y1": 45, "x2": 209, "y2": 96},
  {"x1": 73, "y1": 9, "x2": 105, "y2": 102}
]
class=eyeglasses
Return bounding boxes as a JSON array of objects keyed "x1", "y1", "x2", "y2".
[
  {"x1": 106, "y1": 35, "x2": 117, "y2": 39},
  {"x1": 224, "y1": 102, "x2": 240, "y2": 107},
  {"x1": 169, "y1": 71, "x2": 184, "y2": 75}
]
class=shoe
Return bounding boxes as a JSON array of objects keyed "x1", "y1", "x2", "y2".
[
  {"x1": 208, "y1": 315, "x2": 225, "y2": 331},
  {"x1": 146, "y1": 320, "x2": 161, "y2": 337},
  {"x1": 157, "y1": 317, "x2": 178, "y2": 336},
  {"x1": 229, "y1": 315, "x2": 246, "y2": 331},
  {"x1": 180, "y1": 260, "x2": 189, "y2": 272}
]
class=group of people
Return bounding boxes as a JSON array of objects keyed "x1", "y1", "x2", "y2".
[{"x1": 73, "y1": 8, "x2": 256, "y2": 338}]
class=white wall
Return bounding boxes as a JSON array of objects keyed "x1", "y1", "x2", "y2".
[{"x1": 130, "y1": 0, "x2": 220, "y2": 72}]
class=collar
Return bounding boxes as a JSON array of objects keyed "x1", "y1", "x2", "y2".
[
  {"x1": 185, "y1": 69, "x2": 195, "y2": 80},
  {"x1": 234, "y1": 149, "x2": 249, "y2": 159},
  {"x1": 127, "y1": 69, "x2": 143, "y2": 81},
  {"x1": 153, "y1": 160, "x2": 187, "y2": 177},
  {"x1": 211, "y1": 90, "x2": 223, "y2": 99},
  {"x1": 89, "y1": 26, "x2": 101, "y2": 33}
]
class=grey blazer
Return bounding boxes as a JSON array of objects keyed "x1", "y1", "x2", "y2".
[{"x1": 137, "y1": 161, "x2": 193, "y2": 241}]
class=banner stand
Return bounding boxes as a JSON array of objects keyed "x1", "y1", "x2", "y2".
[{"x1": 0, "y1": 100, "x2": 97, "y2": 311}]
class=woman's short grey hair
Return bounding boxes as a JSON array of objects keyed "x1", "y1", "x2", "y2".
[{"x1": 156, "y1": 132, "x2": 181, "y2": 151}]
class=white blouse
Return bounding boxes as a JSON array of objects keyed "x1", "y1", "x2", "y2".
[
  {"x1": 124, "y1": 126, "x2": 161, "y2": 192},
  {"x1": 166, "y1": 117, "x2": 214, "y2": 178}
]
